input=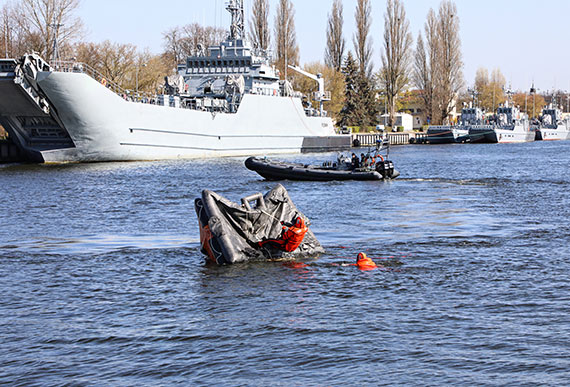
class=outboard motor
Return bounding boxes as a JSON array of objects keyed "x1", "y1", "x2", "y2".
[{"x1": 375, "y1": 160, "x2": 395, "y2": 178}]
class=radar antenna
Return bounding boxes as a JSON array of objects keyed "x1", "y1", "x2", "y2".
[{"x1": 226, "y1": 0, "x2": 244, "y2": 40}]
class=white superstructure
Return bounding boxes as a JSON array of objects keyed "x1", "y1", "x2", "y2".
[{"x1": 536, "y1": 104, "x2": 570, "y2": 141}]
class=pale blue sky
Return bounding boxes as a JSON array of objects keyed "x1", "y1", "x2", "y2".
[{"x1": 72, "y1": 0, "x2": 570, "y2": 92}]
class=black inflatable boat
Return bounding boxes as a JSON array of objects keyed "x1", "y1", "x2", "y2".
[
  {"x1": 245, "y1": 155, "x2": 399, "y2": 181},
  {"x1": 195, "y1": 184, "x2": 324, "y2": 265}
]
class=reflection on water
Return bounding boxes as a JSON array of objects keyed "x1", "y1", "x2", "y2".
[{"x1": 1, "y1": 234, "x2": 197, "y2": 255}]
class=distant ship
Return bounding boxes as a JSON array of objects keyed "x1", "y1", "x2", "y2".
[
  {"x1": 427, "y1": 105, "x2": 482, "y2": 144},
  {"x1": 0, "y1": 0, "x2": 349, "y2": 163},
  {"x1": 468, "y1": 93, "x2": 534, "y2": 143},
  {"x1": 535, "y1": 104, "x2": 570, "y2": 141}
]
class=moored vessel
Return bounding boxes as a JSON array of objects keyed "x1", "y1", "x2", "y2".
[
  {"x1": 468, "y1": 94, "x2": 534, "y2": 143},
  {"x1": 536, "y1": 104, "x2": 570, "y2": 141},
  {"x1": 0, "y1": 0, "x2": 349, "y2": 163},
  {"x1": 427, "y1": 105, "x2": 482, "y2": 144}
]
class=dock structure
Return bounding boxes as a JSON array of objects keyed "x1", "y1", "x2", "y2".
[
  {"x1": 0, "y1": 139, "x2": 25, "y2": 163},
  {"x1": 352, "y1": 132, "x2": 428, "y2": 147}
]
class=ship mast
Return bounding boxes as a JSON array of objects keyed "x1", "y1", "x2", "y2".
[{"x1": 226, "y1": 0, "x2": 245, "y2": 40}]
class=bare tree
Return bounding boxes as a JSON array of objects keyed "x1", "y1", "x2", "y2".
[
  {"x1": 274, "y1": 0, "x2": 299, "y2": 79},
  {"x1": 1, "y1": 3, "x2": 16, "y2": 58},
  {"x1": 95, "y1": 41, "x2": 136, "y2": 86},
  {"x1": 162, "y1": 23, "x2": 226, "y2": 69},
  {"x1": 353, "y1": 0, "x2": 373, "y2": 79},
  {"x1": 1, "y1": 1, "x2": 38, "y2": 58},
  {"x1": 380, "y1": 0, "x2": 412, "y2": 127},
  {"x1": 162, "y1": 27, "x2": 184, "y2": 67},
  {"x1": 73, "y1": 41, "x2": 169, "y2": 95},
  {"x1": 179, "y1": 24, "x2": 226, "y2": 57},
  {"x1": 325, "y1": 0, "x2": 345, "y2": 71},
  {"x1": 249, "y1": 0, "x2": 270, "y2": 51},
  {"x1": 413, "y1": 8, "x2": 439, "y2": 123},
  {"x1": 474, "y1": 67, "x2": 489, "y2": 92},
  {"x1": 413, "y1": 32, "x2": 432, "y2": 124},
  {"x1": 473, "y1": 66, "x2": 505, "y2": 113},
  {"x1": 433, "y1": 0, "x2": 463, "y2": 124},
  {"x1": 21, "y1": 0, "x2": 84, "y2": 61}
]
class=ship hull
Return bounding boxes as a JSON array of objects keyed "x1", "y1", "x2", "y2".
[
  {"x1": 427, "y1": 126, "x2": 469, "y2": 144},
  {"x1": 469, "y1": 125, "x2": 535, "y2": 143},
  {"x1": 536, "y1": 127, "x2": 570, "y2": 141},
  {"x1": 1, "y1": 71, "x2": 349, "y2": 163}
]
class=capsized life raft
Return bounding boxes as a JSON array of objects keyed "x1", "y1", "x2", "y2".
[
  {"x1": 245, "y1": 156, "x2": 399, "y2": 181},
  {"x1": 195, "y1": 184, "x2": 324, "y2": 265}
]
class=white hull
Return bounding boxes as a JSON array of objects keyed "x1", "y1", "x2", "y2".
[
  {"x1": 494, "y1": 127, "x2": 535, "y2": 143},
  {"x1": 469, "y1": 125, "x2": 535, "y2": 143},
  {"x1": 0, "y1": 70, "x2": 349, "y2": 163},
  {"x1": 537, "y1": 127, "x2": 570, "y2": 141},
  {"x1": 41, "y1": 72, "x2": 344, "y2": 162}
]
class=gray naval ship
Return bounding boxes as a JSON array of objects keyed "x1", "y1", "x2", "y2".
[
  {"x1": 426, "y1": 105, "x2": 482, "y2": 144},
  {"x1": 0, "y1": 0, "x2": 349, "y2": 163},
  {"x1": 536, "y1": 103, "x2": 570, "y2": 141}
]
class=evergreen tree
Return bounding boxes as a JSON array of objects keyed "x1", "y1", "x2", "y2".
[
  {"x1": 357, "y1": 73, "x2": 379, "y2": 127},
  {"x1": 339, "y1": 52, "x2": 379, "y2": 128},
  {"x1": 338, "y1": 52, "x2": 360, "y2": 127}
]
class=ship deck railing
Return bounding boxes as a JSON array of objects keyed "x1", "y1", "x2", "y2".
[
  {"x1": 48, "y1": 60, "x2": 329, "y2": 118},
  {"x1": 51, "y1": 60, "x2": 127, "y2": 97}
]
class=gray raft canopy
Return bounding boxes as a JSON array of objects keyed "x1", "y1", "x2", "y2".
[{"x1": 195, "y1": 184, "x2": 324, "y2": 265}]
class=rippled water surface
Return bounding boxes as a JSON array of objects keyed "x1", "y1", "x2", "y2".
[{"x1": 1, "y1": 141, "x2": 569, "y2": 385}]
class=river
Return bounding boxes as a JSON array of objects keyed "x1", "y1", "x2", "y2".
[{"x1": 1, "y1": 141, "x2": 569, "y2": 385}]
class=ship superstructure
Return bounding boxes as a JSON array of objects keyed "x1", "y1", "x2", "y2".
[
  {"x1": 0, "y1": 0, "x2": 348, "y2": 162},
  {"x1": 536, "y1": 103, "x2": 570, "y2": 141},
  {"x1": 468, "y1": 90, "x2": 534, "y2": 143}
]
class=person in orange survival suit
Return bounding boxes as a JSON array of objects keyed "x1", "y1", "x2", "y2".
[
  {"x1": 258, "y1": 216, "x2": 308, "y2": 252},
  {"x1": 355, "y1": 252, "x2": 377, "y2": 270}
]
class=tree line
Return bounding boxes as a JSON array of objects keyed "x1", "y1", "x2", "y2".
[
  {"x1": 0, "y1": 0, "x2": 561, "y2": 126},
  {"x1": 247, "y1": 0, "x2": 465, "y2": 128}
]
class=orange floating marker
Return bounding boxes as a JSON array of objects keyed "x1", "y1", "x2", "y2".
[{"x1": 356, "y1": 252, "x2": 377, "y2": 271}]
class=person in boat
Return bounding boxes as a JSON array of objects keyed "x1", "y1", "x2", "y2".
[
  {"x1": 361, "y1": 152, "x2": 373, "y2": 168},
  {"x1": 258, "y1": 216, "x2": 308, "y2": 252},
  {"x1": 351, "y1": 153, "x2": 360, "y2": 170}
]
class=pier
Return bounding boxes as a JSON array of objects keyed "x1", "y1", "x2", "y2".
[
  {"x1": 352, "y1": 132, "x2": 428, "y2": 147},
  {"x1": 0, "y1": 139, "x2": 25, "y2": 163}
]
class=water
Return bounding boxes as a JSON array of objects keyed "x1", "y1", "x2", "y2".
[{"x1": 1, "y1": 141, "x2": 569, "y2": 386}]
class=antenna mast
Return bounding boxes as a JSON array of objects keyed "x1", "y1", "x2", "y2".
[
  {"x1": 226, "y1": 0, "x2": 244, "y2": 40},
  {"x1": 49, "y1": 23, "x2": 64, "y2": 64}
]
